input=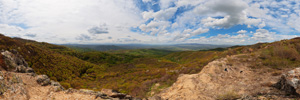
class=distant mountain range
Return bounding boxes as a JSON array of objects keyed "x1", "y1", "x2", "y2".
[{"x1": 62, "y1": 43, "x2": 233, "y2": 51}]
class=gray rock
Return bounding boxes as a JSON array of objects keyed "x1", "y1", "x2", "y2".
[
  {"x1": 124, "y1": 95, "x2": 132, "y2": 99},
  {"x1": 53, "y1": 86, "x2": 63, "y2": 92},
  {"x1": 51, "y1": 81, "x2": 64, "y2": 91},
  {"x1": 101, "y1": 89, "x2": 126, "y2": 99},
  {"x1": 25, "y1": 67, "x2": 34, "y2": 73},
  {"x1": 95, "y1": 92, "x2": 108, "y2": 99},
  {"x1": 1, "y1": 50, "x2": 33, "y2": 73},
  {"x1": 36, "y1": 75, "x2": 51, "y2": 86},
  {"x1": 79, "y1": 89, "x2": 96, "y2": 94},
  {"x1": 65, "y1": 88, "x2": 76, "y2": 94},
  {"x1": 274, "y1": 67, "x2": 300, "y2": 95},
  {"x1": 16, "y1": 65, "x2": 26, "y2": 73}
]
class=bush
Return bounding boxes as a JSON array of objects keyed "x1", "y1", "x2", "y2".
[
  {"x1": 273, "y1": 46, "x2": 299, "y2": 61},
  {"x1": 60, "y1": 82, "x2": 71, "y2": 89}
]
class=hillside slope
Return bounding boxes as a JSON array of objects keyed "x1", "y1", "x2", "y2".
[
  {"x1": 0, "y1": 50, "x2": 134, "y2": 100},
  {"x1": 156, "y1": 38, "x2": 300, "y2": 99},
  {"x1": 0, "y1": 34, "x2": 225, "y2": 98}
]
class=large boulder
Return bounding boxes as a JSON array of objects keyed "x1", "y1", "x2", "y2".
[
  {"x1": 36, "y1": 75, "x2": 51, "y2": 86},
  {"x1": 274, "y1": 68, "x2": 300, "y2": 95},
  {"x1": 1, "y1": 50, "x2": 34, "y2": 73}
]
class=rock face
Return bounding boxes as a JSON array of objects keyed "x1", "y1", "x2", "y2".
[
  {"x1": 157, "y1": 55, "x2": 281, "y2": 100},
  {"x1": 274, "y1": 68, "x2": 300, "y2": 95},
  {"x1": 1, "y1": 50, "x2": 34, "y2": 73}
]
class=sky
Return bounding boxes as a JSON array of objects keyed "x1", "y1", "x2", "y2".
[{"x1": 0, "y1": 0, "x2": 300, "y2": 45}]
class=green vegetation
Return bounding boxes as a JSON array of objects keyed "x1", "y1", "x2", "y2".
[
  {"x1": 0, "y1": 34, "x2": 225, "y2": 98},
  {"x1": 108, "y1": 49, "x2": 174, "y2": 57},
  {"x1": 2, "y1": 34, "x2": 300, "y2": 98}
]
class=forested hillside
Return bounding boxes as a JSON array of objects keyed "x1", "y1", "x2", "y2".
[
  {"x1": 0, "y1": 34, "x2": 227, "y2": 98},
  {"x1": 2, "y1": 34, "x2": 300, "y2": 98}
]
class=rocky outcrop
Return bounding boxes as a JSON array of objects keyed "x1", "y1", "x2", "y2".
[
  {"x1": 274, "y1": 68, "x2": 300, "y2": 95},
  {"x1": 156, "y1": 55, "x2": 282, "y2": 100},
  {"x1": 1, "y1": 50, "x2": 34, "y2": 73},
  {"x1": 36, "y1": 75, "x2": 51, "y2": 86}
]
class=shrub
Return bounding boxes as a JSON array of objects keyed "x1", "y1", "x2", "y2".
[
  {"x1": 273, "y1": 46, "x2": 299, "y2": 61},
  {"x1": 60, "y1": 82, "x2": 71, "y2": 89}
]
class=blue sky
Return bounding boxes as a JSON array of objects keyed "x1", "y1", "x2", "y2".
[{"x1": 0, "y1": 0, "x2": 300, "y2": 44}]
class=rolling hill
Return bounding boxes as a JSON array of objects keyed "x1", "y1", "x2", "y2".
[
  {"x1": 2, "y1": 34, "x2": 300, "y2": 99},
  {"x1": 63, "y1": 43, "x2": 232, "y2": 51}
]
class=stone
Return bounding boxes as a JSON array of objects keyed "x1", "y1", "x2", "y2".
[
  {"x1": 36, "y1": 75, "x2": 51, "y2": 86},
  {"x1": 101, "y1": 89, "x2": 126, "y2": 99},
  {"x1": 65, "y1": 88, "x2": 76, "y2": 94},
  {"x1": 95, "y1": 92, "x2": 108, "y2": 99},
  {"x1": 79, "y1": 89, "x2": 96, "y2": 94},
  {"x1": 1, "y1": 50, "x2": 33, "y2": 73},
  {"x1": 25, "y1": 67, "x2": 34, "y2": 73},
  {"x1": 53, "y1": 86, "x2": 63, "y2": 92},
  {"x1": 51, "y1": 81, "x2": 64, "y2": 91},
  {"x1": 124, "y1": 95, "x2": 132, "y2": 99},
  {"x1": 16, "y1": 65, "x2": 26, "y2": 73},
  {"x1": 274, "y1": 67, "x2": 300, "y2": 95}
]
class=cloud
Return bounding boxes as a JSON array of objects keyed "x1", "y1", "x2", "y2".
[
  {"x1": 288, "y1": 14, "x2": 300, "y2": 31},
  {"x1": 251, "y1": 29, "x2": 275, "y2": 41},
  {"x1": 191, "y1": 28, "x2": 209, "y2": 35},
  {"x1": 24, "y1": 33, "x2": 36, "y2": 37},
  {"x1": 88, "y1": 24, "x2": 109, "y2": 34},
  {"x1": 142, "y1": 7, "x2": 178, "y2": 21},
  {"x1": 185, "y1": 34, "x2": 249, "y2": 44},
  {"x1": 0, "y1": 0, "x2": 299, "y2": 44},
  {"x1": 195, "y1": 0, "x2": 261, "y2": 28},
  {"x1": 138, "y1": 21, "x2": 170, "y2": 35},
  {"x1": 176, "y1": 0, "x2": 205, "y2": 7},
  {"x1": 142, "y1": 0, "x2": 151, "y2": 3},
  {"x1": 0, "y1": 0, "x2": 143, "y2": 43},
  {"x1": 0, "y1": 24, "x2": 24, "y2": 37},
  {"x1": 237, "y1": 30, "x2": 247, "y2": 34},
  {"x1": 116, "y1": 38, "x2": 141, "y2": 43},
  {"x1": 76, "y1": 34, "x2": 92, "y2": 41},
  {"x1": 258, "y1": 21, "x2": 266, "y2": 29}
]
